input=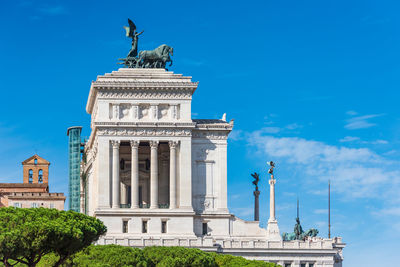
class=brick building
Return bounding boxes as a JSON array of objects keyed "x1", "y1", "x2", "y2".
[{"x1": 0, "y1": 155, "x2": 66, "y2": 210}]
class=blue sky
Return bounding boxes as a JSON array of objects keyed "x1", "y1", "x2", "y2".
[{"x1": 0, "y1": 0, "x2": 399, "y2": 266}]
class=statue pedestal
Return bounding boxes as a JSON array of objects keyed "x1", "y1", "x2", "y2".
[{"x1": 266, "y1": 219, "x2": 282, "y2": 241}]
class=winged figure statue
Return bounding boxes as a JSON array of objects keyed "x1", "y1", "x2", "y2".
[
  {"x1": 118, "y1": 18, "x2": 174, "y2": 69},
  {"x1": 124, "y1": 19, "x2": 144, "y2": 58},
  {"x1": 251, "y1": 172, "x2": 260, "y2": 191}
]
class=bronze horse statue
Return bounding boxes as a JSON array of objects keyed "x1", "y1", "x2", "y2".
[{"x1": 138, "y1": 44, "x2": 173, "y2": 68}]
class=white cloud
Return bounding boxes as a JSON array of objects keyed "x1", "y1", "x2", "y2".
[
  {"x1": 286, "y1": 123, "x2": 302, "y2": 130},
  {"x1": 261, "y1": 127, "x2": 281, "y2": 134},
  {"x1": 339, "y1": 136, "x2": 388, "y2": 145},
  {"x1": 370, "y1": 139, "x2": 388, "y2": 145},
  {"x1": 229, "y1": 130, "x2": 244, "y2": 141},
  {"x1": 314, "y1": 209, "x2": 328, "y2": 215},
  {"x1": 344, "y1": 114, "x2": 384, "y2": 130},
  {"x1": 379, "y1": 207, "x2": 400, "y2": 216},
  {"x1": 231, "y1": 207, "x2": 254, "y2": 218},
  {"x1": 339, "y1": 136, "x2": 360, "y2": 142},
  {"x1": 248, "y1": 132, "x2": 399, "y2": 200},
  {"x1": 346, "y1": 110, "x2": 358, "y2": 116}
]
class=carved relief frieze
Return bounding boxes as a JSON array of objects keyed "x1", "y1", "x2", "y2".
[
  {"x1": 139, "y1": 105, "x2": 150, "y2": 119},
  {"x1": 192, "y1": 131, "x2": 229, "y2": 140},
  {"x1": 158, "y1": 104, "x2": 169, "y2": 119},
  {"x1": 97, "y1": 128, "x2": 192, "y2": 137},
  {"x1": 97, "y1": 89, "x2": 193, "y2": 100},
  {"x1": 119, "y1": 104, "x2": 130, "y2": 119},
  {"x1": 131, "y1": 104, "x2": 139, "y2": 119},
  {"x1": 151, "y1": 105, "x2": 158, "y2": 119}
]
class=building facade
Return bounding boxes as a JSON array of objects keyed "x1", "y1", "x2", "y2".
[
  {"x1": 0, "y1": 155, "x2": 65, "y2": 210},
  {"x1": 82, "y1": 68, "x2": 345, "y2": 267}
]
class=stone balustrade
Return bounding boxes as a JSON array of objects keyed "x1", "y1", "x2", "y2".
[{"x1": 98, "y1": 236, "x2": 343, "y2": 250}]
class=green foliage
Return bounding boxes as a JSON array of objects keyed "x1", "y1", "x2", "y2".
[
  {"x1": 142, "y1": 246, "x2": 216, "y2": 267},
  {"x1": 69, "y1": 245, "x2": 146, "y2": 267},
  {"x1": 0, "y1": 207, "x2": 106, "y2": 267},
  {"x1": 214, "y1": 253, "x2": 279, "y2": 267},
  {"x1": 37, "y1": 245, "x2": 279, "y2": 267}
]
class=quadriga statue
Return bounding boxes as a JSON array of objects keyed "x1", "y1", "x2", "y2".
[
  {"x1": 138, "y1": 44, "x2": 173, "y2": 69},
  {"x1": 118, "y1": 18, "x2": 174, "y2": 69}
]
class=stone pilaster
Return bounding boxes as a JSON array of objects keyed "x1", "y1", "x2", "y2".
[
  {"x1": 111, "y1": 140, "x2": 120, "y2": 209},
  {"x1": 150, "y1": 140, "x2": 159, "y2": 209},
  {"x1": 130, "y1": 140, "x2": 140, "y2": 208},
  {"x1": 169, "y1": 141, "x2": 178, "y2": 209}
]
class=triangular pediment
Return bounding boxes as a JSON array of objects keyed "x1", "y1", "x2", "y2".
[{"x1": 22, "y1": 154, "x2": 50, "y2": 165}]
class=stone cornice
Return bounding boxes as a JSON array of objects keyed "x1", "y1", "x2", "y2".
[{"x1": 86, "y1": 69, "x2": 199, "y2": 114}]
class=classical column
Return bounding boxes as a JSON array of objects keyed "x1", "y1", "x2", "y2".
[
  {"x1": 269, "y1": 178, "x2": 276, "y2": 221},
  {"x1": 150, "y1": 140, "x2": 159, "y2": 209},
  {"x1": 130, "y1": 140, "x2": 140, "y2": 209},
  {"x1": 266, "y1": 162, "x2": 282, "y2": 241},
  {"x1": 120, "y1": 182, "x2": 127, "y2": 205},
  {"x1": 254, "y1": 190, "x2": 260, "y2": 221},
  {"x1": 111, "y1": 140, "x2": 120, "y2": 209},
  {"x1": 169, "y1": 141, "x2": 178, "y2": 209}
]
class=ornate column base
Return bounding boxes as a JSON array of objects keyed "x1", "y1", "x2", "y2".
[{"x1": 266, "y1": 219, "x2": 282, "y2": 241}]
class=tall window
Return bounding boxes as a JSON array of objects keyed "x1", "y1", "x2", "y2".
[
  {"x1": 38, "y1": 169, "x2": 43, "y2": 183},
  {"x1": 202, "y1": 222, "x2": 208, "y2": 236},
  {"x1": 34, "y1": 158, "x2": 37, "y2": 165},
  {"x1": 50, "y1": 203, "x2": 55, "y2": 209},
  {"x1": 28, "y1": 169, "x2": 33, "y2": 184},
  {"x1": 142, "y1": 220, "x2": 148, "y2": 233},
  {"x1": 122, "y1": 220, "x2": 128, "y2": 233},
  {"x1": 14, "y1": 203, "x2": 21, "y2": 208},
  {"x1": 161, "y1": 221, "x2": 167, "y2": 234},
  {"x1": 31, "y1": 203, "x2": 38, "y2": 208}
]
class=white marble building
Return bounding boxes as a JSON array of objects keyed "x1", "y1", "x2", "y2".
[{"x1": 82, "y1": 68, "x2": 345, "y2": 267}]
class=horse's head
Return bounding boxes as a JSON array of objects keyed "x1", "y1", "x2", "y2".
[{"x1": 307, "y1": 228, "x2": 319, "y2": 237}]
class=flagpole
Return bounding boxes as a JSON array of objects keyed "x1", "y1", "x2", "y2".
[{"x1": 328, "y1": 179, "x2": 331, "y2": 239}]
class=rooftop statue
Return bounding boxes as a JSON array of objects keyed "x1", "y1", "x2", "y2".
[
  {"x1": 118, "y1": 19, "x2": 174, "y2": 69},
  {"x1": 251, "y1": 172, "x2": 260, "y2": 191},
  {"x1": 282, "y1": 199, "x2": 319, "y2": 241}
]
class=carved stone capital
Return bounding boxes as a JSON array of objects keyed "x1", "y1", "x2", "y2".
[
  {"x1": 149, "y1": 140, "x2": 159, "y2": 149},
  {"x1": 168, "y1": 140, "x2": 179, "y2": 149},
  {"x1": 111, "y1": 140, "x2": 120, "y2": 148},
  {"x1": 130, "y1": 140, "x2": 140, "y2": 148}
]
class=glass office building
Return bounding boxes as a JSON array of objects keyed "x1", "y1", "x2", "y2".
[{"x1": 67, "y1": 126, "x2": 83, "y2": 212}]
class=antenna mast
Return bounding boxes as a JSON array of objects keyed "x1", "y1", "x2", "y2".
[{"x1": 328, "y1": 179, "x2": 331, "y2": 238}]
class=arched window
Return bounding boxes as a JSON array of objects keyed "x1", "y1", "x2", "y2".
[
  {"x1": 34, "y1": 158, "x2": 37, "y2": 165},
  {"x1": 38, "y1": 169, "x2": 43, "y2": 183},
  {"x1": 28, "y1": 169, "x2": 33, "y2": 184}
]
